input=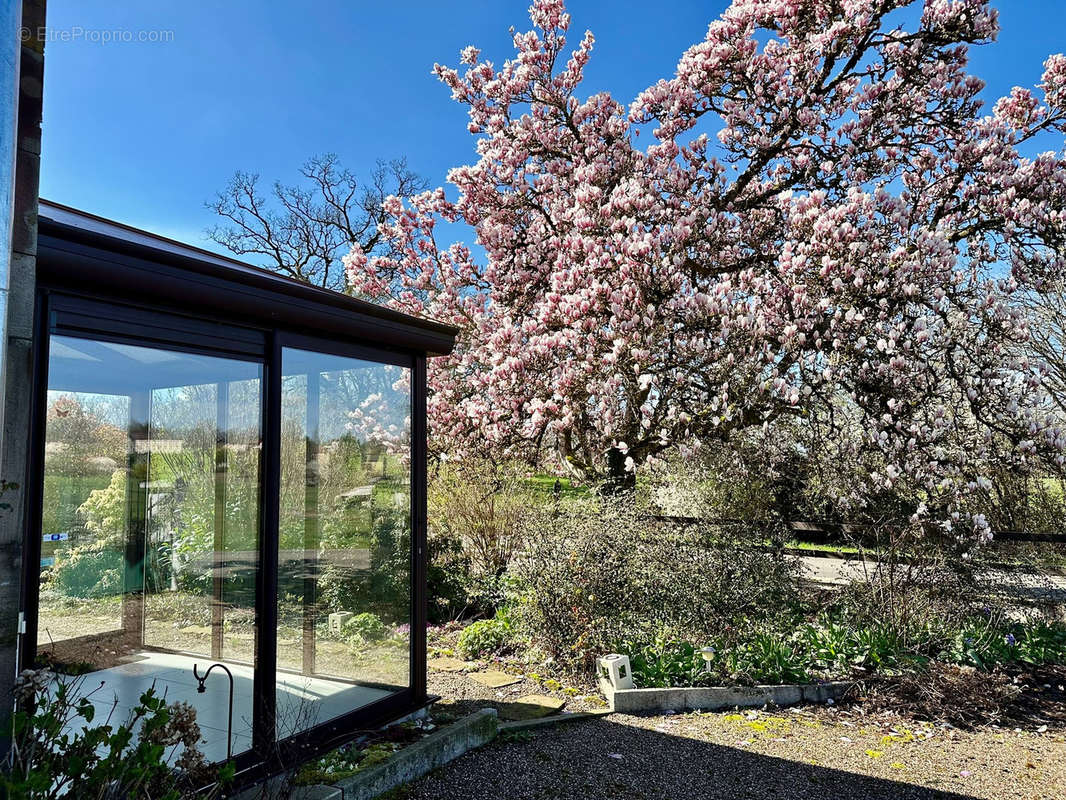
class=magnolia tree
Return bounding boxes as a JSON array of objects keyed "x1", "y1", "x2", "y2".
[{"x1": 345, "y1": 0, "x2": 1066, "y2": 540}]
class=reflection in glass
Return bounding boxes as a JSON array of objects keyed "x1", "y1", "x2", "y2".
[
  {"x1": 277, "y1": 348, "x2": 412, "y2": 737},
  {"x1": 38, "y1": 335, "x2": 262, "y2": 762}
]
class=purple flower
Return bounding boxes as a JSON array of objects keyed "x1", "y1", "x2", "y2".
[{"x1": 1005, "y1": 633, "x2": 1017, "y2": 646}]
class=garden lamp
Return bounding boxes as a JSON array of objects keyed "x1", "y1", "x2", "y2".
[{"x1": 699, "y1": 647, "x2": 716, "y2": 671}]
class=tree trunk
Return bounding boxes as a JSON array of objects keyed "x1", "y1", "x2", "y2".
[{"x1": 603, "y1": 446, "x2": 636, "y2": 493}]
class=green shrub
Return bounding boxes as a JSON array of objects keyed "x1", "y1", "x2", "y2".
[
  {"x1": 624, "y1": 616, "x2": 1066, "y2": 689},
  {"x1": 343, "y1": 612, "x2": 389, "y2": 643},
  {"x1": 622, "y1": 637, "x2": 704, "y2": 688},
  {"x1": 429, "y1": 459, "x2": 525, "y2": 582},
  {"x1": 313, "y1": 507, "x2": 410, "y2": 618},
  {"x1": 515, "y1": 497, "x2": 801, "y2": 670},
  {"x1": 428, "y1": 459, "x2": 538, "y2": 619},
  {"x1": 457, "y1": 608, "x2": 514, "y2": 659},
  {"x1": 47, "y1": 468, "x2": 126, "y2": 600},
  {"x1": 425, "y1": 531, "x2": 478, "y2": 623},
  {"x1": 3, "y1": 669, "x2": 231, "y2": 799},
  {"x1": 75, "y1": 468, "x2": 128, "y2": 541},
  {"x1": 722, "y1": 632, "x2": 811, "y2": 685},
  {"x1": 313, "y1": 505, "x2": 470, "y2": 625},
  {"x1": 946, "y1": 619, "x2": 1066, "y2": 669},
  {"x1": 48, "y1": 546, "x2": 123, "y2": 599}
]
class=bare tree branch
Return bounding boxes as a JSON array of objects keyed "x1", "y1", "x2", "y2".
[{"x1": 206, "y1": 155, "x2": 429, "y2": 291}]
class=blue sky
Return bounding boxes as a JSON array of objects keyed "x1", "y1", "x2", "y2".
[{"x1": 39, "y1": 0, "x2": 1066, "y2": 256}]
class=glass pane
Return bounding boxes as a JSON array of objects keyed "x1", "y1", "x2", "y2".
[
  {"x1": 142, "y1": 379, "x2": 261, "y2": 664},
  {"x1": 277, "y1": 348, "x2": 411, "y2": 738},
  {"x1": 38, "y1": 334, "x2": 262, "y2": 763}
]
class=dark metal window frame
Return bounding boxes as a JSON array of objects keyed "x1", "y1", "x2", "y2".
[{"x1": 21, "y1": 268, "x2": 434, "y2": 786}]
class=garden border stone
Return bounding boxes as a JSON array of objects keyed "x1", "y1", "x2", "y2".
[
  {"x1": 290, "y1": 787, "x2": 342, "y2": 800},
  {"x1": 601, "y1": 680, "x2": 853, "y2": 714},
  {"x1": 327, "y1": 708, "x2": 499, "y2": 800},
  {"x1": 497, "y1": 709, "x2": 613, "y2": 733}
]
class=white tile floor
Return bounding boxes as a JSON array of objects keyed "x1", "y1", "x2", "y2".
[{"x1": 74, "y1": 651, "x2": 394, "y2": 763}]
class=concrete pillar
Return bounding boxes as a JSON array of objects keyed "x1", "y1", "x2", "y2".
[{"x1": 0, "y1": 0, "x2": 46, "y2": 753}]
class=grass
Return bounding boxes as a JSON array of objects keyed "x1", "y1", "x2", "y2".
[
  {"x1": 782, "y1": 538, "x2": 1066, "y2": 568},
  {"x1": 521, "y1": 474, "x2": 592, "y2": 500},
  {"x1": 785, "y1": 539, "x2": 863, "y2": 555}
]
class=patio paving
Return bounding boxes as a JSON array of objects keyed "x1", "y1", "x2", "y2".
[{"x1": 468, "y1": 670, "x2": 522, "y2": 688}]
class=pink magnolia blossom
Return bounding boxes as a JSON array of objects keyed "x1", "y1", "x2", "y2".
[{"x1": 347, "y1": 0, "x2": 1066, "y2": 541}]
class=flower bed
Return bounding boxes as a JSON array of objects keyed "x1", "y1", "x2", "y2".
[{"x1": 620, "y1": 617, "x2": 1066, "y2": 690}]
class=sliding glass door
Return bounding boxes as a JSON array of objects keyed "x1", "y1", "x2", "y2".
[
  {"x1": 275, "y1": 347, "x2": 412, "y2": 737},
  {"x1": 140, "y1": 377, "x2": 262, "y2": 663},
  {"x1": 38, "y1": 334, "x2": 262, "y2": 761}
]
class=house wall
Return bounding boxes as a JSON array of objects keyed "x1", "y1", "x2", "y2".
[
  {"x1": 1, "y1": 3, "x2": 20, "y2": 435},
  {"x1": 0, "y1": 0, "x2": 46, "y2": 752}
]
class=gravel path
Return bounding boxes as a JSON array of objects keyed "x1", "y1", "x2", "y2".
[
  {"x1": 798, "y1": 555, "x2": 1066, "y2": 603},
  {"x1": 400, "y1": 706, "x2": 1065, "y2": 800}
]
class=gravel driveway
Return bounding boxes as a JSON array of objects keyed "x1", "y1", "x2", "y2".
[
  {"x1": 399, "y1": 708, "x2": 1065, "y2": 800},
  {"x1": 798, "y1": 555, "x2": 1066, "y2": 604}
]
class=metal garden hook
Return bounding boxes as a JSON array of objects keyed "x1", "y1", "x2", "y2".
[{"x1": 193, "y1": 662, "x2": 234, "y2": 761}]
